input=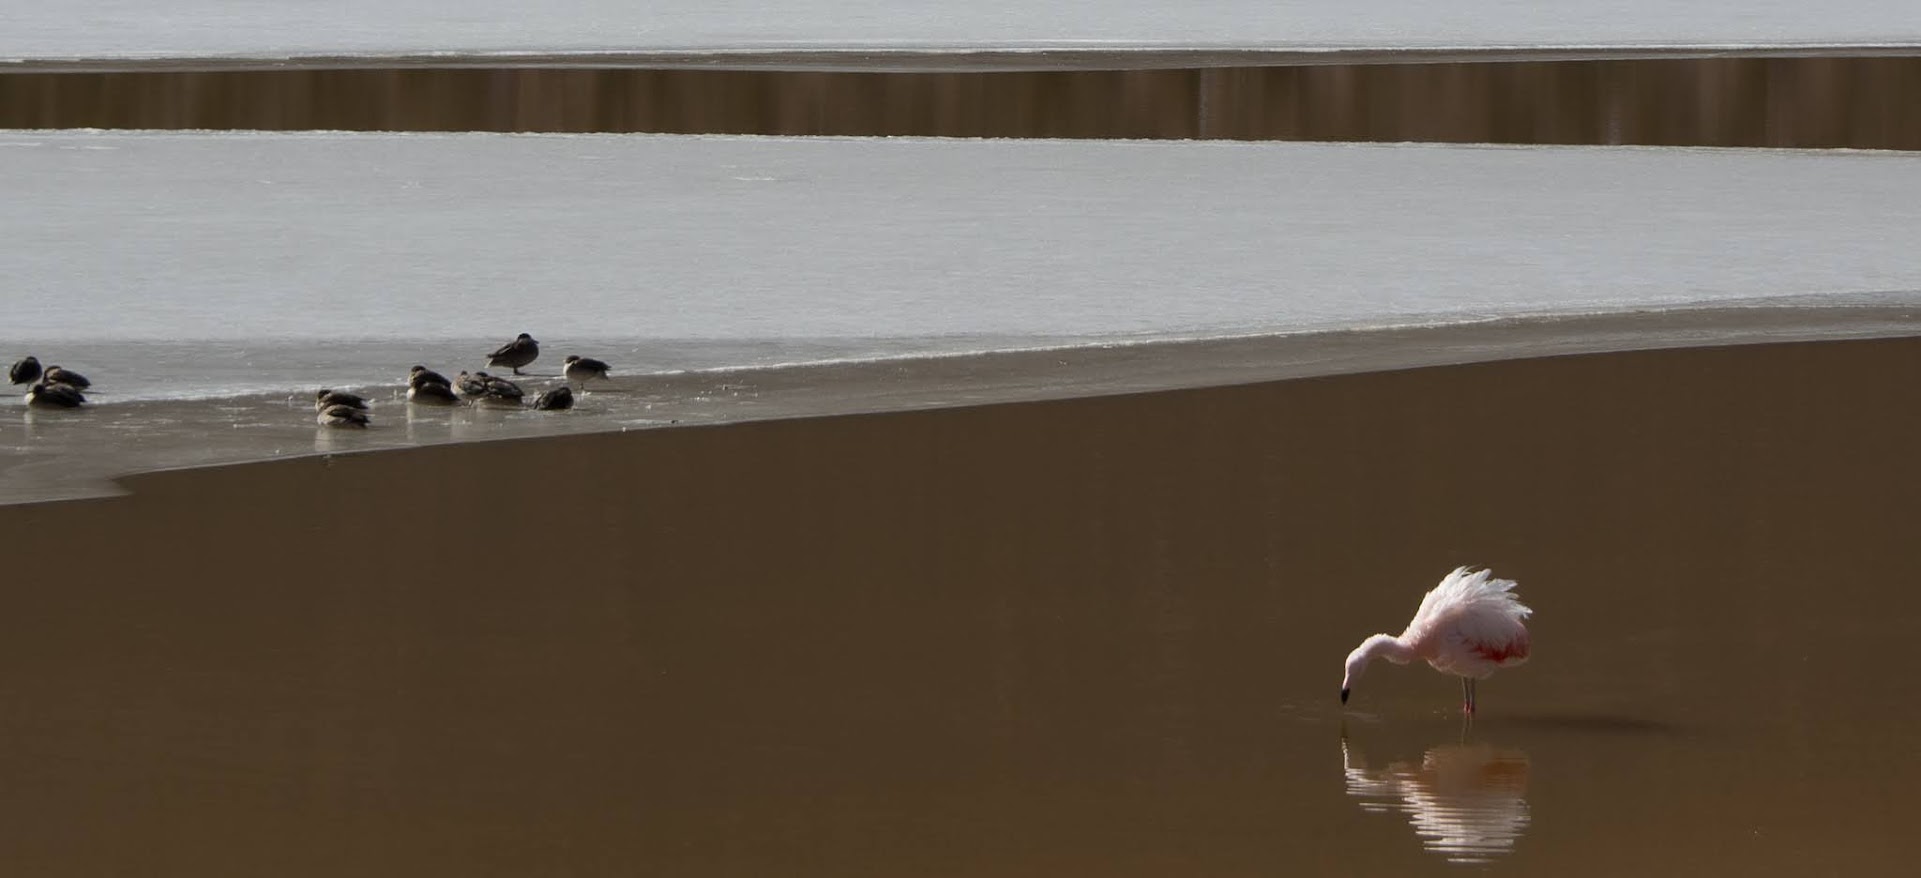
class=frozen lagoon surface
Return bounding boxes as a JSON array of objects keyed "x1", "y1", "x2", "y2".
[
  {"x1": 3, "y1": 130, "x2": 1921, "y2": 501},
  {"x1": 7, "y1": 132, "x2": 1921, "y2": 361},
  {"x1": 4, "y1": 1, "x2": 1919, "y2": 65}
]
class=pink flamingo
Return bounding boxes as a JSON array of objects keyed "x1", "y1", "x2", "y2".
[{"x1": 1341, "y1": 567, "x2": 1532, "y2": 714}]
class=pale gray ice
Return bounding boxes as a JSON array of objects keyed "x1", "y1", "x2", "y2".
[
  {"x1": 4, "y1": 132, "x2": 1921, "y2": 393},
  {"x1": 3, "y1": 1, "x2": 1918, "y2": 64}
]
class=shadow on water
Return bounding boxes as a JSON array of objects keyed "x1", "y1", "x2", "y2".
[{"x1": 1342, "y1": 729, "x2": 1532, "y2": 866}]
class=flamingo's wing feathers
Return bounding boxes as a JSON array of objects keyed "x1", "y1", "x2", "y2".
[
  {"x1": 1403, "y1": 566, "x2": 1533, "y2": 658},
  {"x1": 1443, "y1": 599, "x2": 1532, "y2": 670}
]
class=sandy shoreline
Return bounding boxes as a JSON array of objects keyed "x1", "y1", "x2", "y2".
[
  {"x1": 3, "y1": 331, "x2": 1920, "y2": 873},
  {"x1": 7, "y1": 304, "x2": 1918, "y2": 506}
]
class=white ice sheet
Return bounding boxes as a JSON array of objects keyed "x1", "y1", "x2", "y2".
[{"x1": 4, "y1": 131, "x2": 1918, "y2": 351}]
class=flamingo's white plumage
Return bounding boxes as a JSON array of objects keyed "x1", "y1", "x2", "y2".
[{"x1": 1341, "y1": 567, "x2": 1532, "y2": 714}]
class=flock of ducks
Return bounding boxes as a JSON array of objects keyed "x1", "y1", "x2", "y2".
[
  {"x1": 319, "y1": 333, "x2": 611, "y2": 428},
  {"x1": 14, "y1": 333, "x2": 614, "y2": 429},
  {"x1": 8, "y1": 355, "x2": 92, "y2": 408}
]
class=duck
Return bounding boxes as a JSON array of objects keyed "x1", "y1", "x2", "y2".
[
  {"x1": 408, "y1": 365, "x2": 452, "y2": 390},
  {"x1": 24, "y1": 381, "x2": 84, "y2": 408},
  {"x1": 315, "y1": 389, "x2": 368, "y2": 411},
  {"x1": 9, "y1": 355, "x2": 41, "y2": 385},
  {"x1": 471, "y1": 371, "x2": 523, "y2": 404},
  {"x1": 562, "y1": 355, "x2": 611, "y2": 389},
  {"x1": 43, "y1": 365, "x2": 90, "y2": 390},
  {"x1": 317, "y1": 404, "x2": 370, "y2": 427},
  {"x1": 533, "y1": 385, "x2": 574, "y2": 410},
  {"x1": 486, "y1": 333, "x2": 540, "y2": 375},
  {"x1": 407, "y1": 380, "x2": 460, "y2": 405}
]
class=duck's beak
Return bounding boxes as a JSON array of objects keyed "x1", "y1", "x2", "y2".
[{"x1": 1340, "y1": 688, "x2": 1350, "y2": 705}]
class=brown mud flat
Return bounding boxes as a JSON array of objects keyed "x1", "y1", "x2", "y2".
[
  {"x1": 3, "y1": 335, "x2": 1920, "y2": 874},
  {"x1": 4, "y1": 54, "x2": 1920, "y2": 148}
]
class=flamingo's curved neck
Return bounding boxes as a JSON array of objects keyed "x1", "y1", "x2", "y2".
[{"x1": 1359, "y1": 633, "x2": 1418, "y2": 666}]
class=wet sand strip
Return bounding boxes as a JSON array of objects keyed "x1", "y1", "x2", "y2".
[
  {"x1": 2, "y1": 335, "x2": 1920, "y2": 874},
  {"x1": 4, "y1": 54, "x2": 1920, "y2": 148}
]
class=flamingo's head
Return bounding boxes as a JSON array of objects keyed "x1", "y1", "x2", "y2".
[
  {"x1": 1341, "y1": 647, "x2": 1367, "y2": 704},
  {"x1": 1342, "y1": 634, "x2": 1402, "y2": 705}
]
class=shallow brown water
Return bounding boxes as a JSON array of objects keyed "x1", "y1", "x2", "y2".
[{"x1": 1, "y1": 336, "x2": 1919, "y2": 874}]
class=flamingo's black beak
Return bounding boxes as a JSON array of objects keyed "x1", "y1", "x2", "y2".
[{"x1": 1340, "y1": 688, "x2": 1350, "y2": 705}]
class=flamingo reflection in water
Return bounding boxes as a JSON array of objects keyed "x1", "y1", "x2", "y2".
[{"x1": 1342, "y1": 736, "x2": 1531, "y2": 864}]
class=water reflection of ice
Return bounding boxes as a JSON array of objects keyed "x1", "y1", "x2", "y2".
[{"x1": 1342, "y1": 737, "x2": 1531, "y2": 864}]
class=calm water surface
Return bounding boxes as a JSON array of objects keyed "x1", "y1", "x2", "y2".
[{"x1": 2, "y1": 337, "x2": 1918, "y2": 874}]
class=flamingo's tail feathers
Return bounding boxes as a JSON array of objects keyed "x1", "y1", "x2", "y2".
[
  {"x1": 1410, "y1": 566, "x2": 1533, "y2": 632},
  {"x1": 1447, "y1": 566, "x2": 1532, "y2": 618}
]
